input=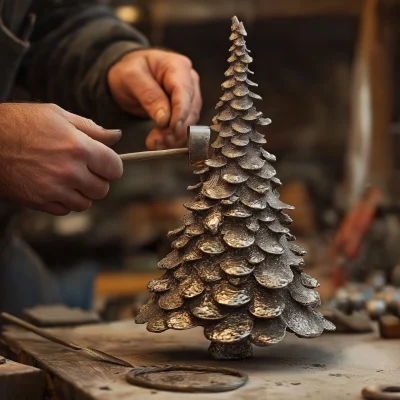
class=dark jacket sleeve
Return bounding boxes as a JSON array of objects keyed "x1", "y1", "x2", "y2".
[{"x1": 19, "y1": 0, "x2": 149, "y2": 122}]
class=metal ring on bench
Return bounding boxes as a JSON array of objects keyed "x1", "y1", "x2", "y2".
[{"x1": 126, "y1": 364, "x2": 248, "y2": 393}]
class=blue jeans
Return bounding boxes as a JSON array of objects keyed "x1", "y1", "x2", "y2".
[{"x1": 0, "y1": 235, "x2": 96, "y2": 325}]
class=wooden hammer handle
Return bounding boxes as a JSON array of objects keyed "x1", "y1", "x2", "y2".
[{"x1": 119, "y1": 147, "x2": 188, "y2": 162}]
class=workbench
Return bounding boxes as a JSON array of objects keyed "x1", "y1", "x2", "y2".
[{"x1": 1, "y1": 320, "x2": 400, "y2": 400}]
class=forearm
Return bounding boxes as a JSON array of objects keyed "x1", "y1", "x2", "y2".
[{"x1": 19, "y1": 1, "x2": 148, "y2": 121}]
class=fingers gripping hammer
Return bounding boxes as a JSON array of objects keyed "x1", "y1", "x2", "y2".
[{"x1": 119, "y1": 126, "x2": 211, "y2": 166}]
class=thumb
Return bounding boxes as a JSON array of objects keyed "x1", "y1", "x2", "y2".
[
  {"x1": 64, "y1": 111, "x2": 122, "y2": 146},
  {"x1": 125, "y1": 60, "x2": 171, "y2": 128}
]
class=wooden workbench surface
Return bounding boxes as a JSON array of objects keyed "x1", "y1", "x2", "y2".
[{"x1": 2, "y1": 320, "x2": 400, "y2": 400}]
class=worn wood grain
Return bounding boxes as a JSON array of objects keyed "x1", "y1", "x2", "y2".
[
  {"x1": 23, "y1": 305, "x2": 100, "y2": 327},
  {"x1": 0, "y1": 357, "x2": 45, "y2": 400},
  {"x1": 2, "y1": 321, "x2": 400, "y2": 400}
]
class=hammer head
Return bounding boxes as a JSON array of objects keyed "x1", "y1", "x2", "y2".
[{"x1": 187, "y1": 126, "x2": 211, "y2": 166}]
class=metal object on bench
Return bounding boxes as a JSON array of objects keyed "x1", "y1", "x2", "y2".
[
  {"x1": 119, "y1": 126, "x2": 211, "y2": 166},
  {"x1": 1, "y1": 312, "x2": 249, "y2": 394},
  {"x1": 362, "y1": 384, "x2": 400, "y2": 400},
  {"x1": 1, "y1": 312, "x2": 133, "y2": 368},
  {"x1": 126, "y1": 364, "x2": 248, "y2": 393}
]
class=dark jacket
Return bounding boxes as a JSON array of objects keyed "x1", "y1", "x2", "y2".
[
  {"x1": 0, "y1": 0, "x2": 148, "y2": 122},
  {"x1": 0, "y1": 0, "x2": 149, "y2": 242}
]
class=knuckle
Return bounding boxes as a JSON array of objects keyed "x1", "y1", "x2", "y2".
[
  {"x1": 95, "y1": 182, "x2": 110, "y2": 199},
  {"x1": 111, "y1": 157, "x2": 123, "y2": 180},
  {"x1": 59, "y1": 167, "x2": 77, "y2": 184},
  {"x1": 81, "y1": 118, "x2": 99, "y2": 132},
  {"x1": 47, "y1": 103, "x2": 61, "y2": 112},
  {"x1": 74, "y1": 199, "x2": 92, "y2": 212},
  {"x1": 177, "y1": 55, "x2": 192, "y2": 68},
  {"x1": 68, "y1": 137, "x2": 87, "y2": 159},
  {"x1": 141, "y1": 88, "x2": 160, "y2": 107},
  {"x1": 54, "y1": 208, "x2": 71, "y2": 216},
  {"x1": 99, "y1": 148, "x2": 123, "y2": 181},
  {"x1": 191, "y1": 69, "x2": 200, "y2": 83},
  {"x1": 191, "y1": 110, "x2": 200, "y2": 123}
]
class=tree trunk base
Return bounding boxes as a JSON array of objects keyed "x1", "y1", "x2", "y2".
[{"x1": 208, "y1": 339, "x2": 253, "y2": 360}]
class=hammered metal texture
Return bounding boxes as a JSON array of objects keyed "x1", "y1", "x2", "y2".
[
  {"x1": 195, "y1": 260, "x2": 223, "y2": 282},
  {"x1": 253, "y1": 256, "x2": 294, "y2": 289},
  {"x1": 282, "y1": 296, "x2": 326, "y2": 338},
  {"x1": 255, "y1": 228, "x2": 284, "y2": 254},
  {"x1": 184, "y1": 195, "x2": 215, "y2": 211},
  {"x1": 249, "y1": 288, "x2": 285, "y2": 318},
  {"x1": 199, "y1": 237, "x2": 226, "y2": 254},
  {"x1": 300, "y1": 273, "x2": 320, "y2": 288},
  {"x1": 173, "y1": 264, "x2": 191, "y2": 281},
  {"x1": 190, "y1": 291, "x2": 228, "y2": 320},
  {"x1": 223, "y1": 203, "x2": 252, "y2": 218},
  {"x1": 231, "y1": 134, "x2": 250, "y2": 146},
  {"x1": 222, "y1": 163, "x2": 249, "y2": 184},
  {"x1": 250, "y1": 131, "x2": 267, "y2": 144},
  {"x1": 201, "y1": 174, "x2": 236, "y2": 200},
  {"x1": 221, "y1": 143, "x2": 247, "y2": 159},
  {"x1": 204, "y1": 312, "x2": 253, "y2": 343},
  {"x1": 288, "y1": 272, "x2": 321, "y2": 307},
  {"x1": 179, "y1": 274, "x2": 205, "y2": 298},
  {"x1": 172, "y1": 235, "x2": 191, "y2": 249},
  {"x1": 204, "y1": 207, "x2": 223, "y2": 234},
  {"x1": 158, "y1": 288, "x2": 184, "y2": 310},
  {"x1": 208, "y1": 339, "x2": 253, "y2": 360},
  {"x1": 223, "y1": 225, "x2": 255, "y2": 248},
  {"x1": 158, "y1": 250, "x2": 182, "y2": 270},
  {"x1": 239, "y1": 188, "x2": 268, "y2": 209},
  {"x1": 136, "y1": 15, "x2": 334, "y2": 361},
  {"x1": 220, "y1": 257, "x2": 254, "y2": 276},
  {"x1": 288, "y1": 242, "x2": 307, "y2": 255},
  {"x1": 148, "y1": 275, "x2": 173, "y2": 293},
  {"x1": 250, "y1": 317, "x2": 287, "y2": 346},
  {"x1": 213, "y1": 282, "x2": 252, "y2": 306},
  {"x1": 246, "y1": 176, "x2": 271, "y2": 193},
  {"x1": 247, "y1": 246, "x2": 266, "y2": 264},
  {"x1": 167, "y1": 226, "x2": 185, "y2": 237},
  {"x1": 167, "y1": 310, "x2": 198, "y2": 330}
]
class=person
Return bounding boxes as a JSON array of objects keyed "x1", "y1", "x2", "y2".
[{"x1": 0, "y1": 0, "x2": 202, "y2": 318}]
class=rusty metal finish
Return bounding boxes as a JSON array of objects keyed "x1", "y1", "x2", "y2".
[{"x1": 135, "y1": 16, "x2": 334, "y2": 360}]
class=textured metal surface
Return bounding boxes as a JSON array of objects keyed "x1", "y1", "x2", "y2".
[
  {"x1": 136, "y1": 15, "x2": 333, "y2": 360},
  {"x1": 213, "y1": 282, "x2": 252, "y2": 306},
  {"x1": 126, "y1": 365, "x2": 248, "y2": 393}
]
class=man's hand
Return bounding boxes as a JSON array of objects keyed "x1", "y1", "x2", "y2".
[
  {"x1": 108, "y1": 49, "x2": 202, "y2": 150},
  {"x1": 0, "y1": 103, "x2": 123, "y2": 216}
]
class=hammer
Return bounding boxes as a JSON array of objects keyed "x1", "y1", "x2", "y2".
[{"x1": 119, "y1": 126, "x2": 211, "y2": 166}]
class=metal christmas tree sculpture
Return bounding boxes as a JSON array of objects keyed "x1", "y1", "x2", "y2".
[{"x1": 136, "y1": 16, "x2": 335, "y2": 360}]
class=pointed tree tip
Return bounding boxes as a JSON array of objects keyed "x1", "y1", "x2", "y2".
[{"x1": 232, "y1": 16, "x2": 240, "y2": 24}]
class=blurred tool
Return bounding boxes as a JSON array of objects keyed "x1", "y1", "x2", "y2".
[
  {"x1": 333, "y1": 0, "x2": 395, "y2": 286},
  {"x1": 321, "y1": 308, "x2": 373, "y2": 333},
  {"x1": 119, "y1": 126, "x2": 210, "y2": 166},
  {"x1": 330, "y1": 187, "x2": 382, "y2": 288}
]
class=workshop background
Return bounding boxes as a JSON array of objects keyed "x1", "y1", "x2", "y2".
[{"x1": 17, "y1": 0, "x2": 400, "y2": 320}]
